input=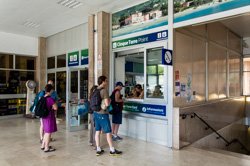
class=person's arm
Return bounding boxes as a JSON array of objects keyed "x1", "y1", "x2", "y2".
[
  {"x1": 52, "y1": 103, "x2": 58, "y2": 111},
  {"x1": 115, "y1": 91, "x2": 123, "y2": 102},
  {"x1": 139, "y1": 90, "x2": 144, "y2": 99}
]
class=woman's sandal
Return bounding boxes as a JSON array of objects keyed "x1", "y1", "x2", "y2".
[
  {"x1": 44, "y1": 147, "x2": 56, "y2": 153},
  {"x1": 41, "y1": 146, "x2": 52, "y2": 150}
]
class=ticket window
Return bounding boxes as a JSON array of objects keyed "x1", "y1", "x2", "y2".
[{"x1": 114, "y1": 46, "x2": 165, "y2": 100}]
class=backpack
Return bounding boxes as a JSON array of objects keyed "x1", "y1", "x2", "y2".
[
  {"x1": 109, "y1": 89, "x2": 120, "y2": 114},
  {"x1": 34, "y1": 96, "x2": 50, "y2": 118},
  {"x1": 89, "y1": 88, "x2": 102, "y2": 112},
  {"x1": 30, "y1": 90, "x2": 45, "y2": 113}
]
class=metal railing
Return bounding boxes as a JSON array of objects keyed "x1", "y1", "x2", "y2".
[{"x1": 180, "y1": 112, "x2": 250, "y2": 155}]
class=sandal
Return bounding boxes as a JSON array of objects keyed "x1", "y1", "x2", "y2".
[
  {"x1": 44, "y1": 147, "x2": 56, "y2": 153},
  {"x1": 41, "y1": 146, "x2": 52, "y2": 150}
]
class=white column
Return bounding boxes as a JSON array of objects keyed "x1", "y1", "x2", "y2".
[{"x1": 167, "y1": 0, "x2": 174, "y2": 148}]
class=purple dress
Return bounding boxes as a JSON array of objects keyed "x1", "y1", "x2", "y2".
[{"x1": 42, "y1": 97, "x2": 57, "y2": 133}]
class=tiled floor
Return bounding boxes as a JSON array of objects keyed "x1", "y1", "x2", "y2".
[{"x1": 0, "y1": 117, "x2": 250, "y2": 166}]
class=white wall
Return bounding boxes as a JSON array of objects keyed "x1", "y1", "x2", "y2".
[
  {"x1": 0, "y1": 31, "x2": 38, "y2": 56},
  {"x1": 243, "y1": 37, "x2": 250, "y2": 55},
  {"x1": 46, "y1": 23, "x2": 88, "y2": 57}
]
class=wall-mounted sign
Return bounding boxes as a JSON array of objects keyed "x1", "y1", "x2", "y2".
[
  {"x1": 68, "y1": 51, "x2": 79, "y2": 67},
  {"x1": 112, "y1": 30, "x2": 168, "y2": 49},
  {"x1": 123, "y1": 102, "x2": 166, "y2": 116},
  {"x1": 174, "y1": 0, "x2": 250, "y2": 23},
  {"x1": 162, "y1": 48, "x2": 172, "y2": 66},
  {"x1": 112, "y1": 0, "x2": 168, "y2": 38},
  {"x1": 81, "y1": 49, "x2": 88, "y2": 65}
]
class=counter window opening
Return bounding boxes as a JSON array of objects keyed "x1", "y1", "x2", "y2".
[{"x1": 114, "y1": 46, "x2": 166, "y2": 101}]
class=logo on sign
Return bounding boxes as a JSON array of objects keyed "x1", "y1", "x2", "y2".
[
  {"x1": 113, "y1": 42, "x2": 117, "y2": 49},
  {"x1": 165, "y1": 51, "x2": 172, "y2": 64},
  {"x1": 142, "y1": 107, "x2": 147, "y2": 112}
]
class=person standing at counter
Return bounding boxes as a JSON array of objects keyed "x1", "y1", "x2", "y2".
[
  {"x1": 92, "y1": 76, "x2": 122, "y2": 156},
  {"x1": 110, "y1": 82, "x2": 124, "y2": 141}
]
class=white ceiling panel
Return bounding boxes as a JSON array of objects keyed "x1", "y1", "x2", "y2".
[{"x1": 0, "y1": 0, "x2": 147, "y2": 37}]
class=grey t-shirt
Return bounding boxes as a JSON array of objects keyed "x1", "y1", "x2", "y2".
[{"x1": 98, "y1": 87, "x2": 109, "y2": 114}]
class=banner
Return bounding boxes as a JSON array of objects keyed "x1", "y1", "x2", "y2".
[
  {"x1": 123, "y1": 102, "x2": 166, "y2": 116},
  {"x1": 112, "y1": 30, "x2": 167, "y2": 49},
  {"x1": 112, "y1": 0, "x2": 168, "y2": 38},
  {"x1": 81, "y1": 49, "x2": 88, "y2": 65},
  {"x1": 174, "y1": 0, "x2": 250, "y2": 23}
]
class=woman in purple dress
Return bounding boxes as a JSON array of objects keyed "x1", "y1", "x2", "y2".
[{"x1": 41, "y1": 84, "x2": 58, "y2": 152}]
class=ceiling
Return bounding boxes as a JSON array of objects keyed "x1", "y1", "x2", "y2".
[
  {"x1": 221, "y1": 12, "x2": 250, "y2": 38},
  {"x1": 0, "y1": 0, "x2": 147, "y2": 37},
  {"x1": 1, "y1": 0, "x2": 250, "y2": 39}
]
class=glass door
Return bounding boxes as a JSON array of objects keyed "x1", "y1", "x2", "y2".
[{"x1": 66, "y1": 68, "x2": 88, "y2": 131}]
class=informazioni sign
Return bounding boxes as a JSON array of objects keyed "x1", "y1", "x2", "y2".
[
  {"x1": 123, "y1": 102, "x2": 166, "y2": 116},
  {"x1": 112, "y1": 30, "x2": 168, "y2": 49}
]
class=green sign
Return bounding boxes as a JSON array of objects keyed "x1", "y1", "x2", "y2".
[
  {"x1": 81, "y1": 49, "x2": 88, "y2": 65},
  {"x1": 112, "y1": 30, "x2": 167, "y2": 49},
  {"x1": 68, "y1": 51, "x2": 79, "y2": 67}
]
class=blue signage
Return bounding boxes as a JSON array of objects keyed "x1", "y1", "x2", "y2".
[
  {"x1": 123, "y1": 102, "x2": 166, "y2": 116},
  {"x1": 112, "y1": 30, "x2": 168, "y2": 49},
  {"x1": 81, "y1": 49, "x2": 89, "y2": 65},
  {"x1": 162, "y1": 49, "x2": 172, "y2": 66}
]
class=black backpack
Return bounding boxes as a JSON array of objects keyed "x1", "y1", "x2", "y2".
[
  {"x1": 34, "y1": 96, "x2": 50, "y2": 118},
  {"x1": 89, "y1": 88, "x2": 102, "y2": 112}
]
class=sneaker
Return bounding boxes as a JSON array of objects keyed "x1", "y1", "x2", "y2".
[
  {"x1": 96, "y1": 149, "x2": 104, "y2": 156},
  {"x1": 112, "y1": 136, "x2": 119, "y2": 141},
  {"x1": 117, "y1": 136, "x2": 123, "y2": 140},
  {"x1": 110, "y1": 149, "x2": 122, "y2": 156}
]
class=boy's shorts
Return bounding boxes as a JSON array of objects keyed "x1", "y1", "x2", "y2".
[{"x1": 94, "y1": 112, "x2": 111, "y2": 133}]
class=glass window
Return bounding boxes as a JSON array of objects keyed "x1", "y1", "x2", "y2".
[
  {"x1": 229, "y1": 52, "x2": 240, "y2": 96},
  {"x1": 15, "y1": 56, "x2": 35, "y2": 70},
  {"x1": 243, "y1": 57, "x2": 250, "y2": 95},
  {"x1": 0, "y1": 70, "x2": 34, "y2": 94},
  {"x1": 80, "y1": 70, "x2": 88, "y2": 100},
  {"x1": 0, "y1": 54, "x2": 13, "y2": 69},
  {"x1": 146, "y1": 48, "x2": 164, "y2": 99},
  {"x1": 56, "y1": 71, "x2": 66, "y2": 102},
  {"x1": 47, "y1": 73, "x2": 55, "y2": 83},
  {"x1": 208, "y1": 44, "x2": 227, "y2": 100},
  {"x1": 47, "y1": 57, "x2": 55, "y2": 69},
  {"x1": 57, "y1": 54, "x2": 66, "y2": 68}
]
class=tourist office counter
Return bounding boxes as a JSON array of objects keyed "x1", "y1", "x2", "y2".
[{"x1": 111, "y1": 30, "x2": 172, "y2": 146}]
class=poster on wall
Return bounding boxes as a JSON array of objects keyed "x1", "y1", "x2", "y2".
[
  {"x1": 81, "y1": 49, "x2": 88, "y2": 65},
  {"x1": 174, "y1": 0, "x2": 250, "y2": 23},
  {"x1": 68, "y1": 51, "x2": 79, "y2": 67},
  {"x1": 112, "y1": 0, "x2": 168, "y2": 38}
]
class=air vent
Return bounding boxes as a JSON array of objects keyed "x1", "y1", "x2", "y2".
[
  {"x1": 57, "y1": 0, "x2": 83, "y2": 9},
  {"x1": 23, "y1": 21, "x2": 40, "y2": 28}
]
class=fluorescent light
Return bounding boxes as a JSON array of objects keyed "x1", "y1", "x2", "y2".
[
  {"x1": 57, "y1": 0, "x2": 83, "y2": 9},
  {"x1": 23, "y1": 21, "x2": 40, "y2": 28}
]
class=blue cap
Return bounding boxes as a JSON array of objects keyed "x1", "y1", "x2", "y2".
[{"x1": 116, "y1": 81, "x2": 124, "y2": 87}]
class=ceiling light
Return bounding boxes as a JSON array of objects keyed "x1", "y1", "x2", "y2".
[
  {"x1": 23, "y1": 21, "x2": 40, "y2": 28},
  {"x1": 57, "y1": 0, "x2": 83, "y2": 9}
]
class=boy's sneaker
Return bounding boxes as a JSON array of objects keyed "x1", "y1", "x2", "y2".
[
  {"x1": 117, "y1": 136, "x2": 123, "y2": 140},
  {"x1": 96, "y1": 149, "x2": 104, "y2": 156},
  {"x1": 110, "y1": 149, "x2": 122, "y2": 156},
  {"x1": 112, "y1": 136, "x2": 119, "y2": 141}
]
